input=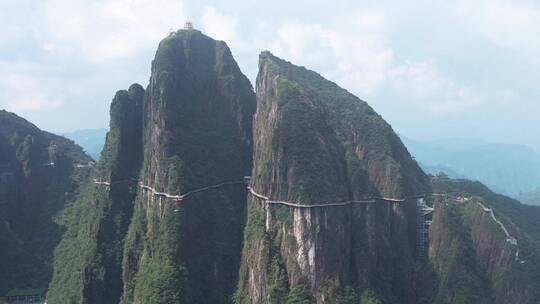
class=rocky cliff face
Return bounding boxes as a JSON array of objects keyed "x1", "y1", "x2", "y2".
[
  {"x1": 47, "y1": 29, "x2": 256, "y2": 304},
  {"x1": 121, "y1": 29, "x2": 255, "y2": 304},
  {"x1": 235, "y1": 53, "x2": 429, "y2": 304},
  {"x1": 41, "y1": 30, "x2": 540, "y2": 304},
  {"x1": 0, "y1": 110, "x2": 92, "y2": 294},
  {"x1": 47, "y1": 84, "x2": 144, "y2": 303},
  {"x1": 426, "y1": 179, "x2": 540, "y2": 304},
  {"x1": 427, "y1": 202, "x2": 493, "y2": 304}
]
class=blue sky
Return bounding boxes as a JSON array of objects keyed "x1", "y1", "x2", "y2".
[{"x1": 1, "y1": 0, "x2": 539, "y2": 151}]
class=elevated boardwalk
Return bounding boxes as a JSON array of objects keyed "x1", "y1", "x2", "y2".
[
  {"x1": 94, "y1": 175, "x2": 523, "y2": 262},
  {"x1": 95, "y1": 176, "x2": 431, "y2": 260},
  {"x1": 476, "y1": 201, "x2": 520, "y2": 260},
  {"x1": 92, "y1": 176, "x2": 425, "y2": 207}
]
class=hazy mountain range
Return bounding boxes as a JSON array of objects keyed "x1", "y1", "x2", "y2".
[
  {"x1": 519, "y1": 187, "x2": 540, "y2": 207},
  {"x1": 62, "y1": 128, "x2": 107, "y2": 160},
  {"x1": 400, "y1": 136, "x2": 540, "y2": 199}
]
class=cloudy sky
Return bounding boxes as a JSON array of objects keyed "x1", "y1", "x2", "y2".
[{"x1": 1, "y1": 0, "x2": 539, "y2": 151}]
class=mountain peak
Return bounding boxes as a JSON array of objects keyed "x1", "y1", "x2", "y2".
[{"x1": 237, "y1": 53, "x2": 429, "y2": 303}]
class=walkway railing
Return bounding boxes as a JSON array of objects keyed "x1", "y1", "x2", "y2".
[
  {"x1": 476, "y1": 201, "x2": 521, "y2": 261},
  {"x1": 92, "y1": 178, "x2": 137, "y2": 186},
  {"x1": 94, "y1": 175, "x2": 426, "y2": 208},
  {"x1": 93, "y1": 175, "x2": 525, "y2": 263},
  {"x1": 247, "y1": 185, "x2": 425, "y2": 208},
  {"x1": 139, "y1": 180, "x2": 245, "y2": 201}
]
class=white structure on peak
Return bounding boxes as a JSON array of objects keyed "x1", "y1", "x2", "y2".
[{"x1": 184, "y1": 21, "x2": 193, "y2": 30}]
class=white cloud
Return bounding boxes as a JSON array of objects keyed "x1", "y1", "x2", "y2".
[
  {"x1": 388, "y1": 60, "x2": 481, "y2": 114},
  {"x1": 197, "y1": 7, "x2": 481, "y2": 115},
  {"x1": 0, "y1": 0, "x2": 537, "y2": 149},
  {"x1": 41, "y1": 42, "x2": 58, "y2": 53},
  {"x1": 268, "y1": 12, "x2": 393, "y2": 96},
  {"x1": 35, "y1": 0, "x2": 187, "y2": 62},
  {"x1": 199, "y1": 6, "x2": 269, "y2": 81},
  {"x1": 0, "y1": 57, "x2": 127, "y2": 114},
  {"x1": 0, "y1": 72, "x2": 62, "y2": 112},
  {"x1": 0, "y1": 3, "x2": 487, "y2": 117},
  {"x1": 455, "y1": 0, "x2": 540, "y2": 53},
  {"x1": 200, "y1": 7, "x2": 239, "y2": 45},
  {"x1": 262, "y1": 12, "x2": 480, "y2": 115},
  {"x1": 0, "y1": 0, "x2": 187, "y2": 114}
]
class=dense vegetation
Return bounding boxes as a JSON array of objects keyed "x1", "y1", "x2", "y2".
[
  {"x1": 121, "y1": 29, "x2": 255, "y2": 304},
  {"x1": 423, "y1": 178, "x2": 540, "y2": 303},
  {"x1": 260, "y1": 52, "x2": 428, "y2": 199},
  {"x1": 236, "y1": 52, "x2": 425, "y2": 303},
  {"x1": 4, "y1": 28, "x2": 540, "y2": 304},
  {"x1": 0, "y1": 110, "x2": 91, "y2": 295},
  {"x1": 47, "y1": 85, "x2": 144, "y2": 303},
  {"x1": 427, "y1": 199, "x2": 492, "y2": 303},
  {"x1": 46, "y1": 29, "x2": 256, "y2": 304}
]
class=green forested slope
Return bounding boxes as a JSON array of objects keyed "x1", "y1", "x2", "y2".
[
  {"x1": 235, "y1": 52, "x2": 428, "y2": 303},
  {"x1": 34, "y1": 30, "x2": 540, "y2": 304},
  {"x1": 0, "y1": 110, "x2": 92, "y2": 294},
  {"x1": 47, "y1": 29, "x2": 256, "y2": 304},
  {"x1": 47, "y1": 84, "x2": 144, "y2": 303},
  {"x1": 122, "y1": 29, "x2": 255, "y2": 304},
  {"x1": 423, "y1": 178, "x2": 540, "y2": 304}
]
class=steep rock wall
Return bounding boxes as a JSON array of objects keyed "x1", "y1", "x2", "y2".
[
  {"x1": 426, "y1": 181, "x2": 540, "y2": 304},
  {"x1": 121, "y1": 29, "x2": 256, "y2": 304},
  {"x1": 47, "y1": 84, "x2": 144, "y2": 304},
  {"x1": 236, "y1": 52, "x2": 428, "y2": 304}
]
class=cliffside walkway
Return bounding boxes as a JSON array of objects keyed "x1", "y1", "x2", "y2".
[
  {"x1": 93, "y1": 175, "x2": 525, "y2": 263},
  {"x1": 95, "y1": 175, "x2": 434, "y2": 260},
  {"x1": 93, "y1": 179, "x2": 111, "y2": 186},
  {"x1": 248, "y1": 183, "x2": 433, "y2": 262},
  {"x1": 248, "y1": 186, "x2": 376, "y2": 207},
  {"x1": 139, "y1": 180, "x2": 245, "y2": 201},
  {"x1": 248, "y1": 184, "x2": 428, "y2": 208},
  {"x1": 477, "y1": 201, "x2": 521, "y2": 261},
  {"x1": 75, "y1": 163, "x2": 95, "y2": 168},
  {"x1": 94, "y1": 175, "x2": 428, "y2": 208},
  {"x1": 478, "y1": 202, "x2": 512, "y2": 239},
  {"x1": 92, "y1": 178, "x2": 137, "y2": 186}
]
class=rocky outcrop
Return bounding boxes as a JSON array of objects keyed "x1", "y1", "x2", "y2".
[
  {"x1": 235, "y1": 52, "x2": 429, "y2": 303},
  {"x1": 427, "y1": 179, "x2": 540, "y2": 304},
  {"x1": 41, "y1": 30, "x2": 540, "y2": 304},
  {"x1": 47, "y1": 84, "x2": 144, "y2": 304},
  {"x1": 0, "y1": 110, "x2": 92, "y2": 294},
  {"x1": 467, "y1": 206, "x2": 530, "y2": 304},
  {"x1": 48, "y1": 29, "x2": 256, "y2": 304},
  {"x1": 427, "y1": 202, "x2": 493, "y2": 304},
  {"x1": 119, "y1": 29, "x2": 256, "y2": 304}
]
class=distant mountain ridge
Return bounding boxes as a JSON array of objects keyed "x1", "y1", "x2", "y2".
[
  {"x1": 401, "y1": 136, "x2": 540, "y2": 197},
  {"x1": 62, "y1": 128, "x2": 107, "y2": 160},
  {"x1": 519, "y1": 187, "x2": 540, "y2": 207}
]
